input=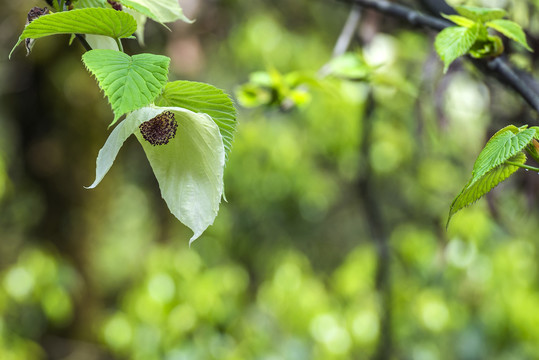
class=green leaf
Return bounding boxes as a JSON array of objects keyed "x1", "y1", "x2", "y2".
[
  {"x1": 10, "y1": 8, "x2": 137, "y2": 58},
  {"x1": 456, "y1": 6, "x2": 506, "y2": 22},
  {"x1": 235, "y1": 83, "x2": 273, "y2": 109},
  {"x1": 470, "y1": 126, "x2": 535, "y2": 183},
  {"x1": 120, "y1": 0, "x2": 193, "y2": 24},
  {"x1": 434, "y1": 25, "x2": 480, "y2": 72},
  {"x1": 441, "y1": 14, "x2": 477, "y2": 28},
  {"x1": 156, "y1": 81, "x2": 237, "y2": 160},
  {"x1": 87, "y1": 106, "x2": 225, "y2": 244},
  {"x1": 120, "y1": 1, "x2": 164, "y2": 26},
  {"x1": 82, "y1": 49, "x2": 170, "y2": 125},
  {"x1": 468, "y1": 35, "x2": 504, "y2": 58},
  {"x1": 124, "y1": 8, "x2": 149, "y2": 45},
  {"x1": 328, "y1": 52, "x2": 372, "y2": 80},
  {"x1": 85, "y1": 35, "x2": 120, "y2": 50},
  {"x1": 448, "y1": 152, "x2": 526, "y2": 225},
  {"x1": 486, "y1": 19, "x2": 533, "y2": 51},
  {"x1": 525, "y1": 126, "x2": 539, "y2": 164},
  {"x1": 73, "y1": 0, "x2": 108, "y2": 8}
]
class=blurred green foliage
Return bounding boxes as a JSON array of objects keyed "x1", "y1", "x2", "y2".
[{"x1": 1, "y1": 0, "x2": 539, "y2": 359}]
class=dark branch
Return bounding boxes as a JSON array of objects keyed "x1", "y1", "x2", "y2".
[
  {"x1": 339, "y1": 0, "x2": 539, "y2": 115},
  {"x1": 343, "y1": 0, "x2": 451, "y2": 30},
  {"x1": 417, "y1": 0, "x2": 456, "y2": 17},
  {"x1": 75, "y1": 34, "x2": 92, "y2": 52}
]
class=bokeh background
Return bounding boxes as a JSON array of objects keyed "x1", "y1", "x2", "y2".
[{"x1": 1, "y1": 0, "x2": 539, "y2": 359}]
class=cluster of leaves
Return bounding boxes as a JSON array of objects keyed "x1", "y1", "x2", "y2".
[
  {"x1": 449, "y1": 125, "x2": 539, "y2": 225},
  {"x1": 9, "y1": 1, "x2": 237, "y2": 243},
  {"x1": 238, "y1": 5, "x2": 537, "y2": 227},
  {"x1": 236, "y1": 68, "x2": 316, "y2": 110},
  {"x1": 236, "y1": 51, "x2": 415, "y2": 112},
  {"x1": 435, "y1": 5, "x2": 532, "y2": 72}
]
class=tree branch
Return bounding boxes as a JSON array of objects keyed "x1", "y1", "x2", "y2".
[{"x1": 338, "y1": 0, "x2": 539, "y2": 115}]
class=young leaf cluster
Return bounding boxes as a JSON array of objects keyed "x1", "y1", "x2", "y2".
[
  {"x1": 435, "y1": 6, "x2": 532, "y2": 72},
  {"x1": 9, "y1": 1, "x2": 237, "y2": 243},
  {"x1": 448, "y1": 125, "x2": 539, "y2": 226},
  {"x1": 236, "y1": 68, "x2": 316, "y2": 110}
]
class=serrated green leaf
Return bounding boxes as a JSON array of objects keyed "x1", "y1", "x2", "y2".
[
  {"x1": 456, "y1": 6, "x2": 506, "y2": 22},
  {"x1": 73, "y1": 0, "x2": 108, "y2": 8},
  {"x1": 470, "y1": 126, "x2": 535, "y2": 183},
  {"x1": 448, "y1": 152, "x2": 526, "y2": 225},
  {"x1": 486, "y1": 19, "x2": 533, "y2": 51},
  {"x1": 87, "y1": 105, "x2": 225, "y2": 244},
  {"x1": 120, "y1": 0, "x2": 193, "y2": 24},
  {"x1": 9, "y1": 8, "x2": 136, "y2": 58},
  {"x1": 156, "y1": 81, "x2": 237, "y2": 160},
  {"x1": 435, "y1": 25, "x2": 480, "y2": 72},
  {"x1": 82, "y1": 49, "x2": 170, "y2": 125},
  {"x1": 441, "y1": 14, "x2": 477, "y2": 28}
]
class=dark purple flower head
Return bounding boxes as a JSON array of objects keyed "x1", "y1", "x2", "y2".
[
  {"x1": 139, "y1": 111, "x2": 178, "y2": 146},
  {"x1": 107, "y1": 0, "x2": 123, "y2": 11}
]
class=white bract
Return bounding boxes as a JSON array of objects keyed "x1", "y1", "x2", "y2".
[{"x1": 87, "y1": 105, "x2": 225, "y2": 244}]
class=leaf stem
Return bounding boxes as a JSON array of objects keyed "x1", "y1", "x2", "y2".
[
  {"x1": 505, "y1": 160, "x2": 539, "y2": 172},
  {"x1": 115, "y1": 38, "x2": 124, "y2": 52}
]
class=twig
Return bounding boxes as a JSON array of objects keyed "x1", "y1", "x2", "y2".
[
  {"x1": 75, "y1": 34, "x2": 92, "y2": 52},
  {"x1": 332, "y1": 5, "x2": 362, "y2": 57},
  {"x1": 339, "y1": 0, "x2": 539, "y2": 114},
  {"x1": 319, "y1": 6, "x2": 362, "y2": 77}
]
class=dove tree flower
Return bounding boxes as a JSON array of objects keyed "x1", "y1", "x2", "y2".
[
  {"x1": 10, "y1": 3, "x2": 237, "y2": 243},
  {"x1": 87, "y1": 105, "x2": 227, "y2": 244}
]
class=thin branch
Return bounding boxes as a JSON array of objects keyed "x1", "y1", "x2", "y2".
[
  {"x1": 342, "y1": 0, "x2": 450, "y2": 31},
  {"x1": 319, "y1": 6, "x2": 362, "y2": 77},
  {"x1": 338, "y1": 0, "x2": 539, "y2": 115},
  {"x1": 75, "y1": 34, "x2": 92, "y2": 52},
  {"x1": 332, "y1": 5, "x2": 362, "y2": 57}
]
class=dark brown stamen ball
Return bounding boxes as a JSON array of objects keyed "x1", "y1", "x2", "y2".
[
  {"x1": 107, "y1": 0, "x2": 123, "y2": 11},
  {"x1": 27, "y1": 7, "x2": 49, "y2": 24},
  {"x1": 139, "y1": 111, "x2": 178, "y2": 146}
]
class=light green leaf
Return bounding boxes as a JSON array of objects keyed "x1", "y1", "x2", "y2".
[
  {"x1": 73, "y1": 0, "x2": 108, "y2": 8},
  {"x1": 120, "y1": 1, "x2": 166, "y2": 27},
  {"x1": 448, "y1": 152, "x2": 526, "y2": 225},
  {"x1": 441, "y1": 14, "x2": 477, "y2": 28},
  {"x1": 328, "y1": 52, "x2": 372, "y2": 80},
  {"x1": 87, "y1": 106, "x2": 225, "y2": 243},
  {"x1": 456, "y1": 6, "x2": 506, "y2": 22},
  {"x1": 470, "y1": 126, "x2": 535, "y2": 183},
  {"x1": 124, "y1": 8, "x2": 149, "y2": 45},
  {"x1": 10, "y1": 8, "x2": 137, "y2": 58},
  {"x1": 82, "y1": 49, "x2": 170, "y2": 125},
  {"x1": 156, "y1": 81, "x2": 237, "y2": 160},
  {"x1": 525, "y1": 126, "x2": 539, "y2": 163},
  {"x1": 74, "y1": 0, "x2": 108, "y2": 8},
  {"x1": 85, "y1": 35, "x2": 119, "y2": 50},
  {"x1": 435, "y1": 25, "x2": 479, "y2": 72},
  {"x1": 120, "y1": 0, "x2": 193, "y2": 24},
  {"x1": 486, "y1": 19, "x2": 533, "y2": 51}
]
